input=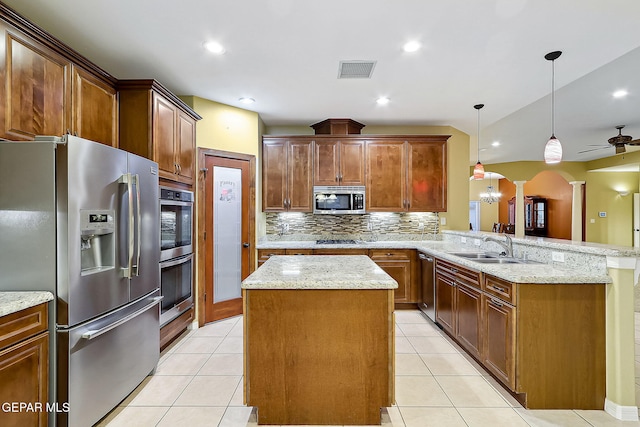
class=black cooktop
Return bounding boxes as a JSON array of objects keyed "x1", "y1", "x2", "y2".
[{"x1": 315, "y1": 239, "x2": 357, "y2": 244}]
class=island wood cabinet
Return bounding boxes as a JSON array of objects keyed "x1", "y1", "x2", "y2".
[
  {"x1": 118, "y1": 80, "x2": 201, "y2": 185},
  {"x1": 434, "y1": 257, "x2": 605, "y2": 409},
  {"x1": 313, "y1": 139, "x2": 365, "y2": 186},
  {"x1": 365, "y1": 137, "x2": 449, "y2": 212},
  {"x1": 262, "y1": 137, "x2": 313, "y2": 212},
  {"x1": 0, "y1": 303, "x2": 49, "y2": 427},
  {"x1": 434, "y1": 259, "x2": 482, "y2": 359},
  {"x1": 0, "y1": 15, "x2": 118, "y2": 146}
]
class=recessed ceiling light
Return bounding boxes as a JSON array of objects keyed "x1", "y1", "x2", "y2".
[
  {"x1": 403, "y1": 41, "x2": 421, "y2": 53},
  {"x1": 613, "y1": 89, "x2": 628, "y2": 98},
  {"x1": 239, "y1": 97, "x2": 255, "y2": 104},
  {"x1": 203, "y1": 41, "x2": 226, "y2": 54},
  {"x1": 492, "y1": 141, "x2": 500, "y2": 147},
  {"x1": 376, "y1": 97, "x2": 390, "y2": 105}
]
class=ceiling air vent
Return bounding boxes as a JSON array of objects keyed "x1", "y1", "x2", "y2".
[{"x1": 338, "y1": 60, "x2": 376, "y2": 79}]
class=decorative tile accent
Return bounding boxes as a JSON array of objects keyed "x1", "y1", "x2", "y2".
[{"x1": 265, "y1": 212, "x2": 439, "y2": 241}]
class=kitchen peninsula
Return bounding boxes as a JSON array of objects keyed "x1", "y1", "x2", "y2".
[{"x1": 241, "y1": 255, "x2": 397, "y2": 425}]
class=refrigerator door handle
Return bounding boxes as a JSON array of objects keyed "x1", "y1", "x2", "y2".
[
  {"x1": 81, "y1": 296, "x2": 163, "y2": 340},
  {"x1": 119, "y1": 173, "x2": 135, "y2": 278},
  {"x1": 133, "y1": 174, "x2": 141, "y2": 277}
]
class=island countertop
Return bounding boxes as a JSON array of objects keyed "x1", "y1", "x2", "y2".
[{"x1": 241, "y1": 255, "x2": 398, "y2": 290}]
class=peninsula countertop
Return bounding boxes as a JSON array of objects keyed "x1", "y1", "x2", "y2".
[
  {"x1": 242, "y1": 255, "x2": 398, "y2": 290},
  {"x1": 0, "y1": 291, "x2": 54, "y2": 317}
]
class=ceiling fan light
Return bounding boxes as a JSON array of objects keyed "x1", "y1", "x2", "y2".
[
  {"x1": 473, "y1": 161, "x2": 485, "y2": 179},
  {"x1": 544, "y1": 136, "x2": 562, "y2": 164}
]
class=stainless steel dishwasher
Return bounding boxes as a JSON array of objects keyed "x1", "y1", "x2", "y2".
[{"x1": 418, "y1": 253, "x2": 435, "y2": 321}]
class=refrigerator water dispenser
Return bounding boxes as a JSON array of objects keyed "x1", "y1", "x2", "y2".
[{"x1": 80, "y1": 210, "x2": 115, "y2": 275}]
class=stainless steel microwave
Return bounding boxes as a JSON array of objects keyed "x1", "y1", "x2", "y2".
[{"x1": 313, "y1": 186, "x2": 366, "y2": 214}]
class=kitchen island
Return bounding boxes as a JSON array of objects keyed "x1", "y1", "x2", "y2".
[{"x1": 242, "y1": 255, "x2": 397, "y2": 426}]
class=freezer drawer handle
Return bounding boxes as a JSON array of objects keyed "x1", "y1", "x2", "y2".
[{"x1": 81, "y1": 296, "x2": 163, "y2": 340}]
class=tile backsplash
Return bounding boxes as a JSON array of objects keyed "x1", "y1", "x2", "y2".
[{"x1": 264, "y1": 212, "x2": 440, "y2": 241}]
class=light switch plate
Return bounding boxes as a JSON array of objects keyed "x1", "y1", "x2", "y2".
[
  {"x1": 461, "y1": 237, "x2": 466, "y2": 243},
  {"x1": 440, "y1": 217, "x2": 447, "y2": 225},
  {"x1": 474, "y1": 239, "x2": 481, "y2": 246}
]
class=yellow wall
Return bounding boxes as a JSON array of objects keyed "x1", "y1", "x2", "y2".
[
  {"x1": 265, "y1": 124, "x2": 471, "y2": 231},
  {"x1": 585, "y1": 171, "x2": 638, "y2": 246}
]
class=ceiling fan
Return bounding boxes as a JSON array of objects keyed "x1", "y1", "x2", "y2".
[{"x1": 579, "y1": 125, "x2": 640, "y2": 154}]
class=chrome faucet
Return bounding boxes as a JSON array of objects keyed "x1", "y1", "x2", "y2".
[{"x1": 483, "y1": 234, "x2": 514, "y2": 257}]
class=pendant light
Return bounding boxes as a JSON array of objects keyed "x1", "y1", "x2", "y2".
[
  {"x1": 544, "y1": 51, "x2": 563, "y2": 164},
  {"x1": 479, "y1": 173, "x2": 501, "y2": 204},
  {"x1": 473, "y1": 104, "x2": 485, "y2": 179}
]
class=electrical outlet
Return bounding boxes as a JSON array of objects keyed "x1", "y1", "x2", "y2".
[
  {"x1": 551, "y1": 251, "x2": 565, "y2": 262},
  {"x1": 461, "y1": 237, "x2": 467, "y2": 243},
  {"x1": 418, "y1": 222, "x2": 424, "y2": 230},
  {"x1": 474, "y1": 239, "x2": 481, "y2": 246},
  {"x1": 440, "y1": 217, "x2": 447, "y2": 225}
]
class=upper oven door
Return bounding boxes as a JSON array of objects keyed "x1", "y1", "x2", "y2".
[{"x1": 160, "y1": 199, "x2": 193, "y2": 261}]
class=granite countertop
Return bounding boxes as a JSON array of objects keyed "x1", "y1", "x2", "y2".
[
  {"x1": 242, "y1": 255, "x2": 398, "y2": 290},
  {"x1": 0, "y1": 291, "x2": 54, "y2": 317},
  {"x1": 256, "y1": 240, "x2": 612, "y2": 284}
]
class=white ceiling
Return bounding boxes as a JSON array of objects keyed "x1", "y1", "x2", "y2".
[{"x1": 4, "y1": 0, "x2": 640, "y2": 164}]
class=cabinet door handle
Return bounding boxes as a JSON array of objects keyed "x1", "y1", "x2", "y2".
[
  {"x1": 336, "y1": 175, "x2": 339, "y2": 182},
  {"x1": 489, "y1": 298, "x2": 504, "y2": 308},
  {"x1": 177, "y1": 164, "x2": 182, "y2": 173},
  {"x1": 386, "y1": 253, "x2": 393, "y2": 256},
  {"x1": 489, "y1": 285, "x2": 506, "y2": 293},
  {"x1": 451, "y1": 268, "x2": 458, "y2": 273}
]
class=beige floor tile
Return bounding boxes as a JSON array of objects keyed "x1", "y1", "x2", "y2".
[
  {"x1": 126, "y1": 375, "x2": 194, "y2": 406},
  {"x1": 229, "y1": 378, "x2": 245, "y2": 406},
  {"x1": 516, "y1": 409, "x2": 592, "y2": 426},
  {"x1": 199, "y1": 353, "x2": 243, "y2": 375},
  {"x1": 173, "y1": 336, "x2": 224, "y2": 354},
  {"x1": 99, "y1": 406, "x2": 169, "y2": 427},
  {"x1": 156, "y1": 406, "x2": 227, "y2": 426},
  {"x1": 395, "y1": 336, "x2": 417, "y2": 353},
  {"x1": 173, "y1": 375, "x2": 242, "y2": 406},
  {"x1": 481, "y1": 372, "x2": 523, "y2": 407},
  {"x1": 215, "y1": 336, "x2": 244, "y2": 353},
  {"x1": 399, "y1": 407, "x2": 467, "y2": 427},
  {"x1": 395, "y1": 375, "x2": 453, "y2": 406},
  {"x1": 398, "y1": 322, "x2": 443, "y2": 337},
  {"x1": 407, "y1": 336, "x2": 459, "y2": 354},
  {"x1": 396, "y1": 353, "x2": 432, "y2": 375},
  {"x1": 155, "y1": 353, "x2": 210, "y2": 375},
  {"x1": 419, "y1": 353, "x2": 482, "y2": 376},
  {"x1": 457, "y1": 407, "x2": 529, "y2": 426},
  {"x1": 395, "y1": 310, "x2": 428, "y2": 324},
  {"x1": 574, "y1": 410, "x2": 640, "y2": 426},
  {"x1": 395, "y1": 325, "x2": 405, "y2": 336},
  {"x1": 386, "y1": 406, "x2": 406, "y2": 426},
  {"x1": 192, "y1": 318, "x2": 237, "y2": 337},
  {"x1": 435, "y1": 376, "x2": 510, "y2": 408},
  {"x1": 219, "y1": 406, "x2": 255, "y2": 427},
  {"x1": 229, "y1": 317, "x2": 244, "y2": 336}
]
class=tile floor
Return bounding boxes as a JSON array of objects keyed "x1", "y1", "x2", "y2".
[{"x1": 96, "y1": 310, "x2": 640, "y2": 427}]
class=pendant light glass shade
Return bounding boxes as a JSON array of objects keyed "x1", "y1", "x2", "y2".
[
  {"x1": 544, "y1": 135, "x2": 562, "y2": 164},
  {"x1": 473, "y1": 104, "x2": 485, "y2": 179},
  {"x1": 544, "y1": 51, "x2": 562, "y2": 164}
]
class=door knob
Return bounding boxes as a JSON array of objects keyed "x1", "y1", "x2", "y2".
[{"x1": 243, "y1": 242, "x2": 250, "y2": 248}]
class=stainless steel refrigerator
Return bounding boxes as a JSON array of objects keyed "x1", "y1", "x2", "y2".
[{"x1": 0, "y1": 135, "x2": 161, "y2": 427}]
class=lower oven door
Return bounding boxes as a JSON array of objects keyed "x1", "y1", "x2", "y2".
[
  {"x1": 160, "y1": 253, "x2": 194, "y2": 326},
  {"x1": 56, "y1": 291, "x2": 161, "y2": 427}
]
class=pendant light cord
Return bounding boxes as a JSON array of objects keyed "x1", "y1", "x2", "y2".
[
  {"x1": 551, "y1": 59, "x2": 555, "y2": 137},
  {"x1": 477, "y1": 107, "x2": 481, "y2": 162}
]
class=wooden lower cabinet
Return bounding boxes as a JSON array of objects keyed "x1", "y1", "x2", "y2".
[
  {"x1": 0, "y1": 303, "x2": 49, "y2": 427},
  {"x1": 434, "y1": 260, "x2": 605, "y2": 409},
  {"x1": 482, "y1": 293, "x2": 515, "y2": 390}
]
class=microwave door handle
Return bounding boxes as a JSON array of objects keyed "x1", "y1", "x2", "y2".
[
  {"x1": 133, "y1": 174, "x2": 141, "y2": 277},
  {"x1": 118, "y1": 173, "x2": 134, "y2": 278}
]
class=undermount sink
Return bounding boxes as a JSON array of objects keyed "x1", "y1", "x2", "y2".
[
  {"x1": 446, "y1": 251, "x2": 497, "y2": 259},
  {"x1": 447, "y1": 251, "x2": 542, "y2": 264}
]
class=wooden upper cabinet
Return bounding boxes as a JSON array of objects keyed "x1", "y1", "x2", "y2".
[
  {"x1": 262, "y1": 137, "x2": 313, "y2": 212},
  {"x1": 0, "y1": 23, "x2": 71, "y2": 140},
  {"x1": 407, "y1": 140, "x2": 447, "y2": 212},
  {"x1": 71, "y1": 66, "x2": 118, "y2": 147},
  {"x1": 314, "y1": 139, "x2": 365, "y2": 186},
  {"x1": 366, "y1": 136, "x2": 449, "y2": 212},
  {"x1": 118, "y1": 80, "x2": 201, "y2": 185},
  {"x1": 0, "y1": 14, "x2": 118, "y2": 145},
  {"x1": 365, "y1": 140, "x2": 406, "y2": 211}
]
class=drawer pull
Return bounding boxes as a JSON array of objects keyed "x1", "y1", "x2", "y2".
[
  {"x1": 489, "y1": 285, "x2": 506, "y2": 293},
  {"x1": 489, "y1": 298, "x2": 503, "y2": 308},
  {"x1": 386, "y1": 253, "x2": 393, "y2": 256},
  {"x1": 451, "y1": 268, "x2": 458, "y2": 273}
]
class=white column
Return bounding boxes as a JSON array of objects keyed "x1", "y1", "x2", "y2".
[
  {"x1": 513, "y1": 181, "x2": 526, "y2": 238},
  {"x1": 569, "y1": 181, "x2": 585, "y2": 241}
]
